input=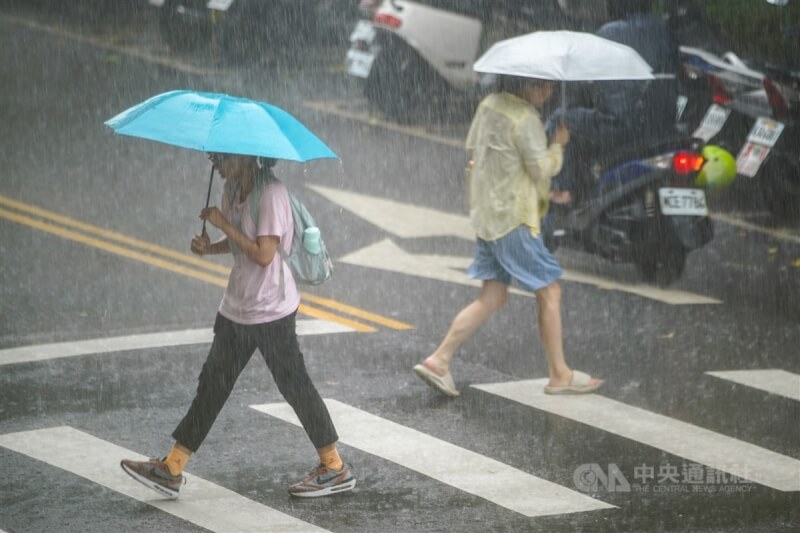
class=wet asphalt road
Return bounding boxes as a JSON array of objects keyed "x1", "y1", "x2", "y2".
[{"x1": 1, "y1": 3, "x2": 799, "y2": 532}]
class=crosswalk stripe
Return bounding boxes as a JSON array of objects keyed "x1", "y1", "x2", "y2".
[
  {"x1": 251, "y1": 399, "x2": 614, "y2": 517},
  {"x1": 473, "y1": 380, "x2": 800, "y2": 492},
  {"x1": 0, "y1": 426, "x2": 327, "y2": 533},
  {"x1": 706, "y1": 370, "x2": 800, "y2": 402},
  {"x1": 0, "y1": 320, "x2": 354, "y2": 366}
]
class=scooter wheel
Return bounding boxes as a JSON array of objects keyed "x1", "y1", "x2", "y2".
[{"x1": 635, "y1": 244, "x2": 686, "y2": 287}]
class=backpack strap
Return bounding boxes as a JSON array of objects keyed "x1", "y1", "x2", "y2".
[
  {"x1": 254, "y1": 171, "x2": 292, "y2": 302},
  {"x1": 274, "y1": 191, "x2": 300, "y2": 302},
  {"x1": 277, "y1": 247, "x2": 289, "y2": 302}
]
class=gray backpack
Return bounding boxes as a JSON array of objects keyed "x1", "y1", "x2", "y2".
[{"x1": 226, "y1": 174, "x2": 333, "y2": 298}]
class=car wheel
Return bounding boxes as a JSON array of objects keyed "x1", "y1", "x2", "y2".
[
  {"x1": 159, "y1": 0, "x2": 211, "y2": 53},
  {"x1": 365, "y1": 37, "x2": 448, "y2": 123},
  {"x1": 636, "y1": 242, "x2": 687, "y2": 287}
]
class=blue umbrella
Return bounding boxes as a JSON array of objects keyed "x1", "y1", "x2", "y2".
[
  {"x1": 105, "y1": 90, "x2": 338, "y2": 161},
  {"x1": 105, "y1": 90, "x2": 338, "y2": 230}
]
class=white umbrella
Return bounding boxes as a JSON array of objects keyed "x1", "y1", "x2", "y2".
[{"x1": 474, "y1": 30, "x2": 655, "y2": 110}]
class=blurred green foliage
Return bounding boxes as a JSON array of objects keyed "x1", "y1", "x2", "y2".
[{"x1": 695, "y1": 0, "x2": 799, "y2": 67}]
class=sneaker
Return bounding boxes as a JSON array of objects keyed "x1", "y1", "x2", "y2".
[
  {"x1": 288, "y1": 463, "x2": 356, "y2": 498},
  {"x1": 120, "y1": 457, "x2": 185, "y2": 499}
]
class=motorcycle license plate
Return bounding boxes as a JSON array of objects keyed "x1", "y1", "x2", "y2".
[
  {"x1": 658, "y1": 188, "x2": 708, "y2": 216},
  {"x1": 346, "y1": 21, "x2": 377, "y2": 78},
  {"x1": 692, "y1": 104, "x2": 730, "y2": 142},
  {"x1": 349, "y1": 20, "x2": 376, "y2": 44},
  {"x1": 206, "y1": 0, "x2": 234, "y2": 11},
  {"x1": 747, "y1": 117, "x2": 785, "y2": 148},
  {"x1": 346, "y1": 49, "x2": 376, "y2": 78},
  {"x1": 736, "y1": 142, "x2": 771, "y2": 178}
]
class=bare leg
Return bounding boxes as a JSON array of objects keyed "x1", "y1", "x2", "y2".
[
  {"x1": 535, "y1": 282, "x2": 600, "y2": 388},
  {"x1": 423, "y1": 280, "x2": 508, "y2": 376}
]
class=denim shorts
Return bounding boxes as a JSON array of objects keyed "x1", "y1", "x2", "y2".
[{"x1": 467, "y1": 226, "x2": 562, "y2": 292}]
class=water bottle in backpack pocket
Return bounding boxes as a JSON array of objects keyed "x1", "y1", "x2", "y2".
[{"x1": 279, "y1": 191, "x2": 333, "y2": 287}]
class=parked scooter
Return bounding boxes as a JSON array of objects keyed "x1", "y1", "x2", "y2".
[
  {"x1": 682, "y1": 49, "x2": 799, "y2": 223},
  {"x1": 672, "y1": 0, "x2": 799, "y2": 223},
  {"x1": 544, "y1": 138, "x2": 734, "y2": 286}
]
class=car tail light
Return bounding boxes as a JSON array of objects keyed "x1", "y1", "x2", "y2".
[
  {"x1": 763, "y1": 78, "x2": 789, "y2": 121},
  {"x1": 374, "y1": 12, "x2": 402, "y2": 29},
  {"x1": 707, "y1": 74, "x2": 733, "y2": 105},
  {"x1": 673, "y1": 151, "x2": 704, "y2": 175}
]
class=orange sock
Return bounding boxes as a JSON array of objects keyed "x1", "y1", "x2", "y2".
[
  {"x1": 164, "y1": 443, "x2": 192, "y2": 476},
  {"x1": 317, "y1": 446, "x2": 343, "y2": 471}
]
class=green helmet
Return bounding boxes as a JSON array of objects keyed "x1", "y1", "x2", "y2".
[{"x1": 696, "y1": 145, "x2": 736, "y2": 189}]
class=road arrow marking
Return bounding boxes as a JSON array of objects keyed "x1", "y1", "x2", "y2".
[
  {"x1": 473, "y1": 380, "x2": 800, "y2": 492},
  {"x1": 706, "y1": 369, "x2": 800, "y2": 401},
  {"x1": 0, "y1": 426, "x2": 328, "y2": 532},
  {"x1": 339, "y1": 239, "x2": 721, "y2": 305},
  {"x1": 251, "y1": 400, "x2": 615, "y2": 517},
  {"x1": 308, "y1": 184, "x2": 475, "y2": 240}
]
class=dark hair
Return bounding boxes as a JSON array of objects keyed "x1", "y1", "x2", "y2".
[{"x1": 496, "y1": 75, "x2": 552, "y2": 97}]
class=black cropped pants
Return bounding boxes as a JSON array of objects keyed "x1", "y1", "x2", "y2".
[{"x1": 172, "y1": 311, "x2": 338, "y2": 452}]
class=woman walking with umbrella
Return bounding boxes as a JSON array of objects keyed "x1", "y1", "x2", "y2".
[
  {"x1": 121, "y1": 153, "x2": 355, "y2": 498},
  {"x1": 106, "y1": 91, "x2": 355, "y2": 498},
  {"x1": 413, "y1": 75, "x2": 603, "y2": 397},
  {"x1": 413, "y1": 28, "x2": 653, "y2": 396}
]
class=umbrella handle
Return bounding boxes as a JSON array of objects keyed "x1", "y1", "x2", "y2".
[
  {"x1": 202, "y1": 165, "x2": 215, "y2": 234},
  {"x1": 561, "y1": 80, "x2": 567, "y2": 120}
]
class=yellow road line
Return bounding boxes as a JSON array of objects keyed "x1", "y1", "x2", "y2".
[
  {"x1": 1, "y1": 194, "x2": 414, "y2": 330},
  {"x1": 0, "y1": 207, "x2": 230, "y2": 287},
  {"x1": 300, "y1": 292, "x2": 414, "y2": 330},
  {"x1": 710, "y1": 212, "x2": 800, "y2": 245},
  {"x1": 0, "y1": 207, "x2": 378, "y2": 332},
  {"x1": 0, "y1": 194, "x2": 230, "y2": 275},
  {"x1": 298, "y1": 304, "x2": 375, "y2": 333}
]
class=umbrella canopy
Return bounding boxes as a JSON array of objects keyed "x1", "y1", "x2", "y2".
[
  {"x1": 105, "y1": 90, "x2": 338, "y2": 162},
  {"x1": 473, "y1": 30, "x2": 654, "y2": 82}
]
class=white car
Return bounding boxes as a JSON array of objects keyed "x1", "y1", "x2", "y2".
[{"x1": 346, "y1": 0, "x2": 566, "y2": 120}]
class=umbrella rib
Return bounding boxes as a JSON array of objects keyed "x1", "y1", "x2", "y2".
[{"x1": 205, "y1": 94, "x2": 228, "y2": 153}]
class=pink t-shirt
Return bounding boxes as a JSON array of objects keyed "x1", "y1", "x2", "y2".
[{"x1": 218, "y1": 180, "x2": 300, "y2": 324}]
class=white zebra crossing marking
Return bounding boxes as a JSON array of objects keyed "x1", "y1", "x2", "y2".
[
  {"x1": 0, "y1": 320, "x2": 354, "y2": 366},
  {"x1": 0, "y1": 426, "x2": 327, "y2": 533},
  {"x1": 706, "y1": 370, "x2": 800, "y2": 402},
  {"x1": 473, "y1": 380, "x2": 800, "y2": 492},
  {"x1": 251, "y1": 399, "x2": 615, "y2": 517}
]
